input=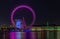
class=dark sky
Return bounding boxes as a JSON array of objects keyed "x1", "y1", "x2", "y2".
[{"x1": 0, "y1": 0, "x2": 60, "y2": 25}]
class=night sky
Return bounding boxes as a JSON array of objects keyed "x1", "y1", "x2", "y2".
[{"x1": 0, "y1": 0, "x2": 60, "y2": 25}]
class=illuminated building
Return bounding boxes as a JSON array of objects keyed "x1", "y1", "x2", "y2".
[{"x1": 15, "y1": 19, "x2": 22, "y2": 39}]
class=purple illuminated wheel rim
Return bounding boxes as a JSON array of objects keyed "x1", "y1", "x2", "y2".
[{"x1": 11, "y1": 5, "x2": 36, "y2": 29}]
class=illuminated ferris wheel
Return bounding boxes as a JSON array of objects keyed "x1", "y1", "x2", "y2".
[{"x1": 10, "y1": 5, "x2": 36, "y2": 30}]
